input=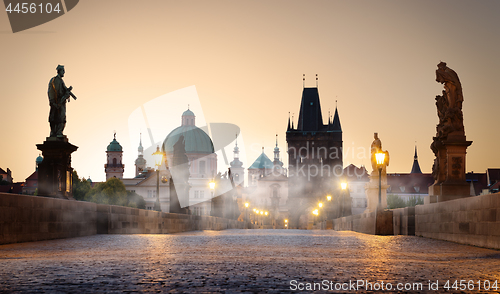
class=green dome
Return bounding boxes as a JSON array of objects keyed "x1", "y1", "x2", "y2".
[
  {"x1": 36, "y1": 155, "x2": 43, "y2": 164},
  {"x1": 162, "y1": 125, "x2": 214, "y2": 154},
  {"x1": 107, "y1": 138, "x2": 123, "y2": 152},
  {"x1": 182, "y1": 109, "x2": 195, "y2": 116}
]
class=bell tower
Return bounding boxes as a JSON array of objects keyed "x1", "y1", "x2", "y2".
[{"x1": 105, "y1": 133, "x2": 124, "y2": 180}]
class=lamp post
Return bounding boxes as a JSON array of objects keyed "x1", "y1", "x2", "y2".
[
  {"x1": 312, "y1": 209, "x2": 319, "y2": 225},
  {"x1": 326, "y1": 195, "x2": 332, "y2": 220},
  {"x1": 152, "y1": 146, "x2": 164, "y2": 212},
  {"x1": 284, "y1": 219, "x2": 288, "y2": 229},
  {"x1": 209, "y1": 180, "x2": 215, "y2": 216},
  {"x1": 244, "y1": 202, "x2": 249, "y2": 222},
  {"x1": 375, "y1": 151, "x2": 386, "y2": 208},
  {"x1": 340, "y1": 182, "x2": 347, "y2": 217}
]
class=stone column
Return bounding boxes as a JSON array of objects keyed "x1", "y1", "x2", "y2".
[
  {"x1": 427, "y1": 135, "x2": 472, "y2": 203},
  {"x1": 365, "y1": 172, "x2": 390, "y2": 212},
  {"x1": 36, "y1": 137, "x2": 78, "y2": 199}
]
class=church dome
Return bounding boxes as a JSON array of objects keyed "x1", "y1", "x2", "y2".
[
  {"x1": 107, "y1": 137, "x2": 123, "y2": 152},
  {"x1": 163, "y1": 125, "x2": 214, "y2": 154},
  {"x1": 182, "y1": 109, "x2": 195, "y2": 117},
  {"x1": 36, "y1": 154, "x2": 43, "y2": 164},
  {"x1": 162, "y1": 109, "x2": 214, "y2": 154}
]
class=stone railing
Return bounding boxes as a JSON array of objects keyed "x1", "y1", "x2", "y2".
[{"x1": 0, "y1": 193, "x2": 248, "y2": 245}]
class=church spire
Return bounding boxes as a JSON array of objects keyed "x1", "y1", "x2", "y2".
[
  {"x1": 273, "y1": 134, "x2": 283, "y2": 168},
  {"x1": 410, "y1": 144, "x2": 422, "y2": 174},
  {"x1": 287, "y1": 112, "x2": 291, "y2": 131},
  {"x1": 138, "y1": 133, "x2": 143, "y2": 155},
  {"x1": 331, "y1": 103, "x2": 342, "y2": 131}
]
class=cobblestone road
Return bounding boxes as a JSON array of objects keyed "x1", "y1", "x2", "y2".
[{"x1": 1, "y1": 230, "x2": 500, "y2": 293}]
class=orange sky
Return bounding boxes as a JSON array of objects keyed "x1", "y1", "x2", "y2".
[{"x1": 1, "y1": 0, "x2": 500, "y2": 182}]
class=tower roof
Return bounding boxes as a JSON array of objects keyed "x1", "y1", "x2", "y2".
[
  {"x1": 331, "y1": 106, "x2": 342, "y2": 131},
  {"x1": 248, "y1": 150, "x2": 274, "y2": 170},
  {"x1": 411, "y1": 145, "x2": 422, "y2": 174},
  {"x1": 107, "y1": 135, "x2": 123, "y2": 152},
  {"x1": 297, "y1": 87, "x2": 323, "y2": 131},
  {"x1": 182, "y1": 109, "x2": 195, "y2": 117}
]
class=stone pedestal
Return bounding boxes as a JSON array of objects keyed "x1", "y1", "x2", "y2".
[
  {"x1": 36, "y1": 137, "x2": 78, "y2": 199},
  {"x1": 428, "y1": 135, "x2": 472, "y2": 203},
  {"x1": 365, "y1": 172, "x2": 390, "y2": 212},
  {"x1": 375, "y1": 208, "x2": 394, "y2": 235}
]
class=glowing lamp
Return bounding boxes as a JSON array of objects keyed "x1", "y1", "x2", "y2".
[
  {"x1": 152, "y1": 146, "x2": 164, "y2": 168},
  {"x1": 376, "y1": 152, "x2": 386, "y2": 166},
  {"x1": 341, "y1": 182, "x2": 347, "y2": 190},
  {"x1": 260, "y1": 211, "x2": 263, "y2": 215},
  {"x1": 264, "y1": 211, "x2": 268, "y2": 216},
  {"x1": 318, "y1": 202, "x2": 323, "y2": 208},
  {"x1": 209, "y1": 181, "x2": 215, "y2": 190},
  {"x1": 327, "y1": 195, "x2": 332, "y2": 201},
  {"x1": 284, "y1": 219, "x2": 288, "y2": 223},
  {"x1": 245, "y1": 202, "x2": 249, "y2": 208}
]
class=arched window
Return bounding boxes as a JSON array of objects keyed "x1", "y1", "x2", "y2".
[{"x1": 113, "y1": 158, "x2": 117, "y2": 165}]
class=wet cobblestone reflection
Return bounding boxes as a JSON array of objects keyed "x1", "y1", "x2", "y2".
[{"x1": 1, "y1": 230, "x2": 499, "y2": 293}]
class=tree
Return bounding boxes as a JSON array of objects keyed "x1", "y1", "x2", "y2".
[
  {"x1": 85, "y1": 177, "x2": 128, "y2": 206},
  {"x1": 406, "y1": 195, "x2": 424, "y2": 207},
  {"x1": 72, "y1": 170, "x2": 91, "y2": 201},
  {"x1": 387, "y1": 194, "x2": 406, "y2": 209},
  {"x1": 127, "y1": 191, "x2": 146, "y2": 209}
]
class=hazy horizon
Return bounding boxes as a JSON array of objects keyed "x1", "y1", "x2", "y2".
[{"x1": 1, "y1": 0, "x2": 500, "y2": 182}]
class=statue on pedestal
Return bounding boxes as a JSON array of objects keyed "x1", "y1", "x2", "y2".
[
  {"x1": 365, "y1": 133, "x2": 390, "y2": 212},
  {"x1": 37, "y1": 65, "x2": 79, "y2": 199},
  {"x1": 48, "y1": 65, "x2": 77, "y2": 137},
  {"x1": 427, "y1": 62, "x2": 472, "y2": 203}
]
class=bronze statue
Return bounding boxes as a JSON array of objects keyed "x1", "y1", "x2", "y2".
[{"x1": 48, "y1": 65, "x2": 77, "y2": 137}]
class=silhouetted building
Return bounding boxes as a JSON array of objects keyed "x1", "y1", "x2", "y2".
[
  {"x1": 22, "y1": 155, "x2": 43, "y2": 195},
  {"x1": 0, "y1": 167, "x2": 13, "y2": 183},
  {"x1": 286, "y1": 86, "x2": 343, "y2": 227}
]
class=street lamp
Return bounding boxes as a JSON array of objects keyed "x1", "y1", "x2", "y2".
[
  {"x1": 326, "y1": 195, "x2": 332, "y2": 201},
  {"x1": 375, "y1": 151, "x2": 386, "y2": 208},
  {"x1": 152, "y1": 146, "x2": 164, "y2": 212},
  {"x1": 341, "y1": 182, "x2": 347, "y2": 217},
  {"x1": 244, "y1": 202, "x2": 249, "y2": 222}
]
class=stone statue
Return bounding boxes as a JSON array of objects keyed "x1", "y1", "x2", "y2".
[
  {"x1": 370, "y1": 133, "x2": 389, "y2": 173},
  {"x1": 48, "y1": 65, "x2": 77, "y2": 137},
  {"x1": 428, "y1": 62, "x2": 472, "y2": 202},
  {"x1": 434, "y1": 62, "x2": 464, "y2": 140}
]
